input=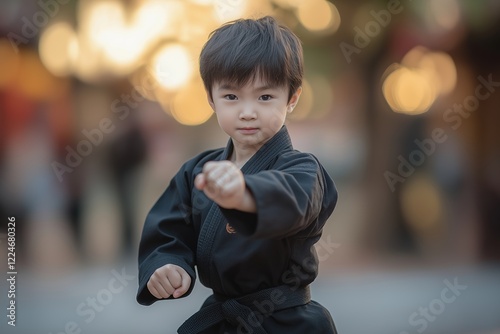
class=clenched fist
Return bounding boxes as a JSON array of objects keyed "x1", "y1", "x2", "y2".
[
  {"x1": 147, "y1": 264, "x2": 191, "y2": 299},
  {"x1": 194, "y1": 161, "x2": 256, "y2": 212}
]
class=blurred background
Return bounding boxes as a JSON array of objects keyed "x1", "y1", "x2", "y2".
[{"x1": 0, "y1": 0, "x2": 499, "y2": 333}]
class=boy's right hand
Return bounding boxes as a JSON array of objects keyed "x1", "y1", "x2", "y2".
[{"x1": 147, "y1": 264, "x2": 191, "y2": 299}]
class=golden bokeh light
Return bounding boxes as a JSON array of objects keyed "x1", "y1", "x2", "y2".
[
  {"x1": 72, "y1": 0, "x2": 125, "y2": 80},
  {"x1": 0, "y1": 39, "x2": 20, "y2": 88},
  {"x1": 151, "y1": 44, "x2": 194, "y2": 91},
  {"x1": 382, "y1": 63, "x2": 402, "y2": 111},
  {"x1": 400, "y1": 174, "x2": 444, "y2": 237},
  {"x1": 402, "y1": 46, "x2": 457, "y2": 96},
  {"x1": 328, "y1": 2, "x2": 342, "y2": 34},
  {"x1": 177, "y1": 2, "x2": 219, "y2": 47},
  {"x1": 401, "y1": 46, "x2": 428, "y2": 67},
  {"x1": 419, "y1": 52, "x2": 457, "y2": 95},
  {"x1": 296, "y1": 0, "x2": 334, "y2": 32},
  {"x1": 134, "y1": 0, "x2": 184, "y2": 42},
  {"x1": 84, "y1": 1, "x2": 144, "y2": 75},
  {"x1": 383, "y1": 66, "x2": 437, "y2": 115},
  {"x1": 170, "y1": 76, "x2": 214, "y2": 125},
  {"x1": 72, "y1": 37, "x2": 101, "y2": 83},
  {"x1": 39, "y1": 22, "x2": 78, "y2": 77},
  {"x1": 76, "y1": 0, "x2": 188, "y2": 77},
  {"x1": 393, "y1": 67, "x2": 436, "y2": 113},
  {"x1": 383, "y1": 46, "x2": 457, "y2": 115},
  {"x1": 16, "y1": 0, "x2": 340, "y2": 125},
  {"x1": 84, "y1": 1, "x2": 125, "y2": 49},
  {"x1": 101, "y1": 26, "x2": 146, "y2": 76}
]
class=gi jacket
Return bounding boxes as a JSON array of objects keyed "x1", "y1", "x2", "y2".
[{"x1": 137, "y1": 126, "x2": 338, "y2": 333}]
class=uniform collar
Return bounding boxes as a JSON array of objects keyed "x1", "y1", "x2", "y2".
[{"x1": 221, "y1": 125, "x2": 293, "y2": 173}]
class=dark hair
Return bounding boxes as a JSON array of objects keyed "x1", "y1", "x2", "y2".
[{"x1": 199, "y1": 16, "x2": 303, "y2": 102}]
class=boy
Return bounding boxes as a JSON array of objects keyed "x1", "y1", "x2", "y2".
[{"x1": 137, "y1": 16, "x2": 338, "y2": 333}]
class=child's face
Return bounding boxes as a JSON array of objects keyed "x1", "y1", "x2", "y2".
[{"x1": 208, "y1": 75, "x2": 301, "y2": 153}]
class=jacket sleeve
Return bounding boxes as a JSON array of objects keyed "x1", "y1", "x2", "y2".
[
  {"x1": 220, "y1": 153, "x2": 337, "y2": 239},
  {"x1": 136, "y1": 165, "x2": 197, "y2": 305}
]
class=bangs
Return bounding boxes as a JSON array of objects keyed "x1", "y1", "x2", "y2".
[
  {"x1": 214, "y1": 65, "x2": 286, "y2": 91},
  {"x1": 200, "y1": 16, "x2": 303, "y2": 100},
  {"x1": 204, "y1": 34, "x2": 289, "y2": 90}
]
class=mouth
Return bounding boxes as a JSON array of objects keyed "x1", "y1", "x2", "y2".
[{"x1": 238, "y1": 127, "x2": 259, "y2": 134}]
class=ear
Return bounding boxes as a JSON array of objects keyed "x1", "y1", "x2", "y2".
[
  {"x1": 287, "y1": 86, "x2": 302, "y2": 113},
  {"x1": 206, "y1": 90, "x2": 215, "y2": 112}
]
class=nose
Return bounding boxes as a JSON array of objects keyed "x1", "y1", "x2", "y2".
[{"x1": 239, "y1": 103, "x2": 256, "y2": 120}]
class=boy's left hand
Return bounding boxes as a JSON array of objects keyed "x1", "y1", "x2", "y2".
[{"x1": 195, "y1": 161, "x2": 255, "y2": 212}]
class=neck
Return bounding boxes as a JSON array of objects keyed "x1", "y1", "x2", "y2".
[{"x1": 230, "y1": 142, "x2": 261, "y2": 168}]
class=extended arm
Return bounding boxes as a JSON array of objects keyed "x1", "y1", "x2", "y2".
[{"x1": 220, "y1": 153, "x2": 337, "y2": 239}]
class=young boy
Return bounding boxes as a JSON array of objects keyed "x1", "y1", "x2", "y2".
[{"x1": 137, "y1": 16, "x2": 338, "y2": 334}]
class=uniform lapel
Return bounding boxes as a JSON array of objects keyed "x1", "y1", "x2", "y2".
[{"x1": 196, "y1": 126, "x2": 293, "y2": 290}]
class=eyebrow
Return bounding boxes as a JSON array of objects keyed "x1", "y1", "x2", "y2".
[
  {"x1": 217, "y1": 83, "x2": 278, "y2": 91},
  {"x1": 218, "y1": 83, "x2": 237, "y2": 90}
]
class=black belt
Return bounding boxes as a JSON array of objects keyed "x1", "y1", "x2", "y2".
[{"x1": 178, "y1": 285, "x2": 311, "y2": 334}]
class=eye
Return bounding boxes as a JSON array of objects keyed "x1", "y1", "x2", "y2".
[
  {"x1": 259, "y1": 95, "x2": 273, "y2": 101},
  {"x1": 224, "y1": 94, "x2": 237, "y2": 100}
]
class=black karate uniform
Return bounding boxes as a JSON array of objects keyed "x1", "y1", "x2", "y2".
[{"x1": 137, "y1": 126, "x2": 338, "y2": 334}]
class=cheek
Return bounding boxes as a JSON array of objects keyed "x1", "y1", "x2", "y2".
[
  {"x1": 215, "y1": 110, "x2": 233, "y2": 128},
  {"x1": 269, "y1": 107, "x2": 287, "y2": 125},
  {"x1": 261, "y1": 111, "x2": 286, "y2": 133}
]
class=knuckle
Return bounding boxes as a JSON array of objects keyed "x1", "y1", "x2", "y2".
[
  {"x1": 204, "y1": 161, "x2": 214, "y2": 170},
  {"x1": 220, "y1": 187, "x2": 229, "y2": 197}
]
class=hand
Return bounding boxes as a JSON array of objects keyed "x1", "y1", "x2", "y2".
[
  {"x1": 147, "y1": 264, "x2": 191, "y2": 299},
  {"x1": 194, "y1": 161, "x2": 255, "y2": 212}
]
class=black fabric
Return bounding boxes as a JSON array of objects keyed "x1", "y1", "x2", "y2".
[
  {"x1": 137, "y1": 126, "x2": 338, "y2": 333},
  {"x1": 178, "y1": 285, "x2": 311, "y2": 334}
]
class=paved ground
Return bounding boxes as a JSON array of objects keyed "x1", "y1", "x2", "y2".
[{"x1": 1, "y1": 263, "x2": 499, "y2": 334}]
